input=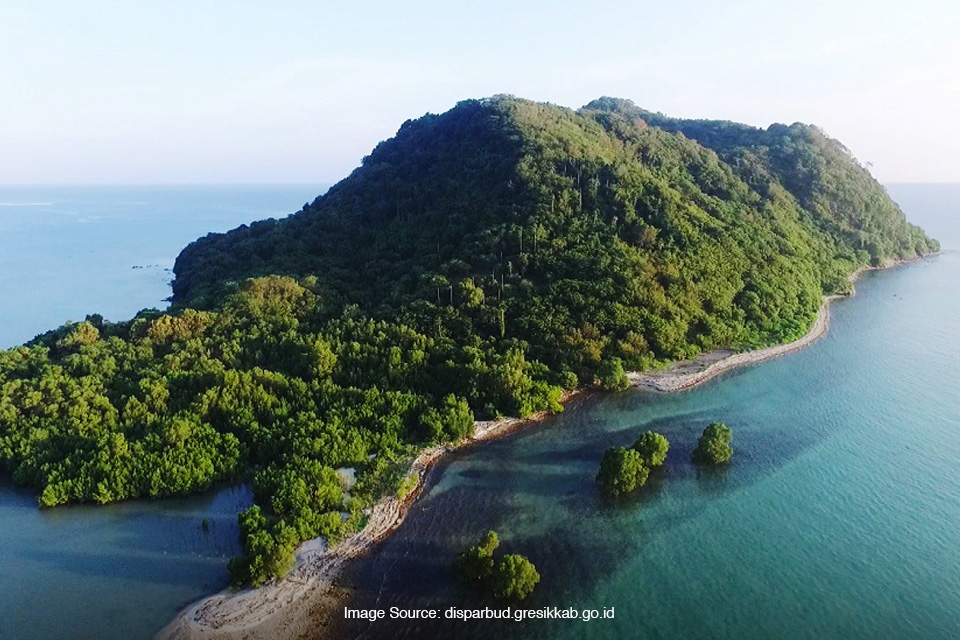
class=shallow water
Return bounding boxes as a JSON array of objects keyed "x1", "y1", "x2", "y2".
[
  {"x1": 0, "y1": 185, "x2": 323, "y2": 639},
  {"x1": 0, "y1": 483, "x2": 253, "y2": 640},
  {"x1": 334, "y1": 201, "x2": 960, "y2": 639}
]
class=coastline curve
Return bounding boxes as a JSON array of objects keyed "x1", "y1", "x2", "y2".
[{"x1": 158, "y1": 258, "x2": 919, "y2": 640}]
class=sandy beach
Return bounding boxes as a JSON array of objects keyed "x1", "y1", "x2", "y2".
[
  {"x1": 628, "y1": 300, "x2": 832, "y2": 392},
  {"x1": 157, "y1": 258, "x2": 916, "y2": 640}
]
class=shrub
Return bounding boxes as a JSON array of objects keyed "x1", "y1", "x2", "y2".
[
  {"x1": 597, "y1": 447, "x2": 649, "y2": 496},
  {"x1": 632, "y1": 431, "x2": 669, "y2": 467},
  {"x1": 491, "y1": 554, "x2": 540, "y2": 600},
  {"x1": 692, "y1": 422, "x2": 733, "y2": 464}
]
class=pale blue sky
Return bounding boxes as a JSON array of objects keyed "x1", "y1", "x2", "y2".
[{"x1": 2, "y1": 1, "x2": 958, "y2": 184}]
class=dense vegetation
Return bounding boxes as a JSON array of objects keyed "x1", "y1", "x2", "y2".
[
  {"x1": 597, "y1": 430, "x2": 669, "y2": 496},
  {"x1": 0, "y1": 95, "x2": 936, "y2": 585},
  {"x1": 490, "y1": 554, "x2": 540, "y2": 600},
  {"x1": 598, "y1": 98, "x2": 935, "y2": 269},
  {"x1": 633, "y1": 431, "x2": 669, "y2": 467},
  {"x1": 174, "y1": 95, "x2": 937, "y2": 367},
  {"x1": 0, "y1": 277, "x2": 561, "y2": 587},
  {"x1": 692, "y1": 423, "x2": 734, "y2": 465},
  {"x1": 454, "y1": 530, "x2": 500, "y2": 582},
  {"x1": 454, "y1": 530, "x2": 540, "y2": 600},
  {"x1": 597, "y1": 447, "x2": 649, "y2": 496}
]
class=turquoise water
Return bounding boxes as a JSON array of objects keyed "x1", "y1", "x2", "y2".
[
  {"x1": 0, "y1": 185, "x2": 324, "y2": 639},
  {"x1": 0, "y1": 184, "x2": 957, "y2": 639},
  {"x1": 335, "y1": 191, "x2": 960, "y2": 639}
]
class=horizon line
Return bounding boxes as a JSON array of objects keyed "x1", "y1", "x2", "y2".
[{"x1": 1, "y1": 180, "x2": 958, "y2": 188}]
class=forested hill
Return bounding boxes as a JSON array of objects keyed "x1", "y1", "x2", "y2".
[
  {"x1": 173, "y1": 95, "x2": 936, "y2": 363},
  {"x1": 583, "y1": 97, "x2": 931, "y2": 264},
  {"x1": 0, "y1": 96, "x2": 937, "y2": 587}
]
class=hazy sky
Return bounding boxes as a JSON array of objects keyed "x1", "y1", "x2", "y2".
[{"x1": 2, "y1": 1, "x2": 958, "y2": 184}]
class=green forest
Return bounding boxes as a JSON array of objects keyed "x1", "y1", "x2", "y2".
[{"x1": 0, "y1": 96, "x2": 937, "y2": 586}]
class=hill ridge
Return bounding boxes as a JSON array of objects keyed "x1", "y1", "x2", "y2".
[{"x1": 0, "y1": 94, "x2": 937, "y2": 586}]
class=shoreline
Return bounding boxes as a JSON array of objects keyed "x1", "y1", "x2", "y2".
[
  {"x1": 628, "y1": 299, "x2": 833, "y2": 392},
  {"x1": 158, "y1": 256, "x2": 922, "y2": 640},
  {"x1": 157, "y1": 401, "x2": 578, "y2": 640}
]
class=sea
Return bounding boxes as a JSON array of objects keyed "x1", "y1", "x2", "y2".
[
  {"x1": 0, "y1": 184, "x2": 958, "y2": 640},
  {"x1": 0, "y1": 185, "x2": 326, "y2": 640}
]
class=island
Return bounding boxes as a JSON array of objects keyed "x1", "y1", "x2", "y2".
[{"x1": 0, "y1": 95, "x2": 937, "y2": 638}]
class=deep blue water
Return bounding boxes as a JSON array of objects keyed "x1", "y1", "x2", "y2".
[
  {"x1": 0, "y1": 185, "x2": 325, "y2": 639},
  {"x1": 333, "y1": 186, "x2": 960, "y2": 640}
]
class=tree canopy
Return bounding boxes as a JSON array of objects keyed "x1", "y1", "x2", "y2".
[
  {"x1": 454, "y1": 530, "x2": 500, "y2": 582},
  {"x1": 632, "y1": 431, "x2": 669, "y2": 467},
  {"x1": 0, "y1": 95, "x2": 936, "y2": 586},
  {"x1": 692, "y1": 422, "x2": 734, "y2": 465},
  {"x1": 597, "y1": 446, "x2": 650, "y2": 496},
  {"x1": 491, "y1": 554, "x2": 541, "y2": 600},
  {"x1": 454, "y1": 530, "x2": 540, "y2": 600}
]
